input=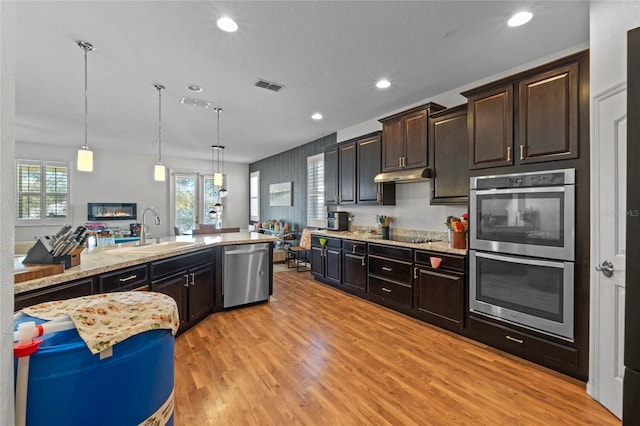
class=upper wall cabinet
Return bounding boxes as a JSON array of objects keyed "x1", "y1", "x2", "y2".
[
  {"x1": 428, "y1": 104, "x2": 469, "y2": 205},
  {"x1": 379, "y1": 103, "x2": 445, "y2": 172},
  {"x1": 463, "y1": 51, "x2": 585, "y2": 170},
  {"x1": 324, "y1": 132, "x2": 394, "y2": 206}
]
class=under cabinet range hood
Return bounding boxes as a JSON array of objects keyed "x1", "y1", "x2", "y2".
[{"x1": 374, "y1": 167, "x2": 433, "y2": 183}]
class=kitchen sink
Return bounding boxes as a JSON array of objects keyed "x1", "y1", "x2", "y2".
[{"x1": 106, "y1": 241, "x2": 204, "y2": 254}]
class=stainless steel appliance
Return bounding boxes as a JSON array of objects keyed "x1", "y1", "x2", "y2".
[
  {"x1": 469, "y1": 169, "x2": 576, "y2": 340},
  {"x1": 327, "y1": 211, "x2": 349, "y2": 231},
  {"x1": 223, "y1": 243, "x2": 270, "y2": 308},
  {"x1": 470, "y1": 168, "x2": 575, "y2": 261}
]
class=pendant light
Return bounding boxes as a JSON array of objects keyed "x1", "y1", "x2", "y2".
[
  {"x1": 213, "y1": 107, "x2": 227, "y2": 197},
  {"x1": 76, "y1": 41, "x2": 95, "y2": 172},
  {"x1": 153, "y1": 84, "x2": 166, "y2": 181}
]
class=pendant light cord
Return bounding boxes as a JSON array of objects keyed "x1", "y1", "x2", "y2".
[{"x1": 156, "y1": 85, "x2": 164, "y2": 163}]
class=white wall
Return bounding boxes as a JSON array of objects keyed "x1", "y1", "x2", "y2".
[
  {"x1": 1, "y1": 2, "x2": 16, "y2": 423},
  {"x1": 14, "y1": 142, "x2": 249, "y2": 242}
]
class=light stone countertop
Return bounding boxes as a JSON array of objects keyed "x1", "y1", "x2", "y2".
[
  {"x1": 15, "y1": 232, "x2": 278, "y2": 295},
  {"x1": 309, "y1": 230, "x2": 468, "y2": 256}
]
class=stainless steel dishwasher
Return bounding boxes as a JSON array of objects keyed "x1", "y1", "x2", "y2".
[{"x1": 223, "y1": 243, "x2": 270, "y2": 308}]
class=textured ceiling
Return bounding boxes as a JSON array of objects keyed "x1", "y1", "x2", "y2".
[{"x1": 15, "y1": 1, "x2": 589, "y2": 163}]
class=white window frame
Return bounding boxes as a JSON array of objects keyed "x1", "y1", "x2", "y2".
[
  {"x1": 307, "y1": 153, "x2": 325, "y2": 228},
  {"x1": 16, "y1": 159, "x2": 71, "y2": 226},
  {"x1": 250, "y1": 171, "x2": 260, "y2": 222}
]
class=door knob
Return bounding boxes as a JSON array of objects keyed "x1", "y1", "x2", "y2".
[{"x1": 595, "y1": 260, "x2": 614, "y2": 278}]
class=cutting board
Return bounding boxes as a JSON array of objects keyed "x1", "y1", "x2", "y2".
[{"x1": 14, "y1": 262, "x2": 65, "y2": 284}]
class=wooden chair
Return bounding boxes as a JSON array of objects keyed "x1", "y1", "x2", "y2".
[
  {"x1": 192, "y1": 226, "x2": 240, "y2": 235},
  {"x1": 286, "y1": 228, "x2": 311, "y2": 272}
]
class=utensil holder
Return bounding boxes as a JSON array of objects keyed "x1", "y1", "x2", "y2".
[
  {"x1": 381, "y1": 226, "x2": 390, "y2": 240},
  {"x1": 451, "y1": 231, "x2": 467, "y2": 249}
]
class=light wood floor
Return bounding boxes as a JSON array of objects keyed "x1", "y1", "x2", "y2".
[{"x1": 174, "y1": 270, "x2": 620, "y2": 425}]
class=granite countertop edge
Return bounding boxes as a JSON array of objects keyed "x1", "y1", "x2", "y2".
[
  {"x1": 309, "y1": 230, "x2": 468, "y2": 256},
  {"x1": 15, "y1": 232, "x2": 278, "y2": 295}
]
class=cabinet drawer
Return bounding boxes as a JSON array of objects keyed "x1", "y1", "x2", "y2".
[
  {"x1": 368, "y1": 254, "x2": 412, "y2": 284},
  {"x1": 368, "y1": 243, "x2": 412, "y2": 261},
  {"x1": 369, "y1": 276, "x2": 412, "y2": 307},
  {"x1": 99, "y1": 265, "x2": 148, "y2": 292},
  {"x1": 469, "y1": 314, "x2": 579, "y2": 368},
  {"x1": 415, "y1": 250, "x2": 465, "y2": 272},
  {"x1": 15, "y1": 278, "x2": 96, "y2": 311},
  {"x1": 150, "y1": 249, "x2": 212, "y2": 279},
  {"x1": 343, "y1": 240, "x2": 367, "y2": 255},
  {"x1": 311, "y1": 236, "x2": 342, "y2": 249}
]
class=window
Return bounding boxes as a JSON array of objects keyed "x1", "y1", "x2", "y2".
[
  {"x1": 171, "y1": 170, "x2": 227, "y2": 234},
  {"x1": 250, "y1": 171, "x2": 260, "y2": 222},
  {"x1": 307, "y1": 153, "x2": 325, "y2": 228},
  {"x1": 16, "y1": 160, "x2": 70, "y2": 226}
]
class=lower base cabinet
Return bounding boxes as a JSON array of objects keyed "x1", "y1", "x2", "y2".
[
  {"x1": 14, "y1": 277, "x2": 96, "y2": 311},
  {"x1": 342, "y1": 240, "x2": 367, "y2": 294},
  {"x1": 311, "y1": 236, "x2": 342, "y2": 285},
  {"x1": 150, "y1": 249, "x2": 214, "y2": 331}
]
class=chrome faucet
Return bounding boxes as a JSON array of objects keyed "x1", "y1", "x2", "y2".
[{"x1": 140, "y1": 207, "x2": 161, "y2": 245}]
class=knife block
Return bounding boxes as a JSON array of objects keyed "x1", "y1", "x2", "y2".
[{"x1": 22, "y1": 238, "x2": 72, "y2": 269}]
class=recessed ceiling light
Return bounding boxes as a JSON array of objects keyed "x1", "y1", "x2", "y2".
[
  {"x1": 508, "y1": 11, "x2": 533, "y2": 27},
  {"x1": 217, "y1": 17, "x2": 238, "y2": 32},
  {"x1": 311, "y1": 113, "x2": 323, "y2": 120},
  {"x1": 187, "y1": 85, "x2": 203, "y2": 93},
  {"x1": 376, "y1": 79, "x2": 391, "y2": 89}
]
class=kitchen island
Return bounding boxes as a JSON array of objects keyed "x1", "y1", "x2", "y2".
[{"x1": 14, "y1": 232, "x2": 278, "y2": 332}]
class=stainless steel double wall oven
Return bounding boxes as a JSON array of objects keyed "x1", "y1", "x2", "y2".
[{"x1": 469, "y1": 169, "x2": 575, "y2": 340}]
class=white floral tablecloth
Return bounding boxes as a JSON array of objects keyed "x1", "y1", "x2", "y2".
[{"x1": 22, "y1": 291, "x2": 180, "y2": 354}]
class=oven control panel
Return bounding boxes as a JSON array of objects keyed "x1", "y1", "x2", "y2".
[{"x1": 472, "y1": 168, "x2": 575, "y2": 190}]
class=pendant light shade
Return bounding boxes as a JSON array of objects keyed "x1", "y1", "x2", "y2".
[
  {"x1": 154, "y1": 84, "x2": 166, "y2": 181},
  {"x1": 76, "y1": 41, "x2": 95, "y2": 172}
]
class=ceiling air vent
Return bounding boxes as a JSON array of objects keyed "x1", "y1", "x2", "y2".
[
  {"x1": 180, "y1": 97, "x2": 212, "y2": 109},
  {"x1": 255, "y1": 79, "x2": 284, "y2": 92}
]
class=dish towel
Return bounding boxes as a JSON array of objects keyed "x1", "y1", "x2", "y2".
[{"x1": 21, "y1": 291, "x2": 180, "y2": 354}]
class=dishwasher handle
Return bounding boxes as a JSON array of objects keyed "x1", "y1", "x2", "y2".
[{"x1": 225, "y1": 248, "x2": 269, "y2": 256}]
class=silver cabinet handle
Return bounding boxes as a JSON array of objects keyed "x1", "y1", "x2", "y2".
[
  {"x1": 414, "y1": 267, "x2": 418, "y2": 279},
  {"x1": 190, "y1": 272, "x2": 195, "y2": 286},
  {"x1": 381, "y1": 287, "x2": 392, "y2": 293},
  {"x1": 382, "y1": 266, "x2": 392, "y2": 272},
  {"x1": 362, "y1": 258, "x2": 365, "y2": 267},
  {"x1": 118, "y1": 274, "x2": 137, "y2": 282},
  {"x1": 596, "y1": 260, "x2": 614, "y2": 278},
  {"x1": 520, "y1": 144, "x2": 525, "y2": 160},
  {"x1": 183, "y1": 274, "x2": 190, "y2": 288},
  {"x1": 506, "y1": 146, "x2": 512, "y2": 162},
  {"x1": 506, "y1": 335, "x2": 523, "y2": 344}
]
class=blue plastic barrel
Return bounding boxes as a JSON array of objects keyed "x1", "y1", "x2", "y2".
[{"x1": 14, "y1": 315, "x2": 175, "y2": 426}]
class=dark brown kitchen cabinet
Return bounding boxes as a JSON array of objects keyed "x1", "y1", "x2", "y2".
[
  {"x1": 324, "y1": 145, "x2": 339, "y2": 205},
  {"x1": 338, "y1": 141, "x2": 356, "y2": 204},
  {"x1": 463, "y1": 51, "x2": 586, "y2": 170},
  {"x1": 518, "y1": 63, "x2": 579, "y2": 164},
  {"x1": 429, "y1": 104, "x2": 469, "y2": 204},
  {"x1": 311, "y1": 236, "x2": 342, "y2": 286},
  {"x1": 367, "y1": 243, "x2": 413, "y2": 311},
  {"x1": 357, "y1": 132, "x2": 395, "y2": 205},
  {"x1": 14, "y1": 277, "x2": 96, "y2": 311},
  {"x1": 150, "y1": 249, "x2": 214, "y2": 330},
  {"x1": 466, "y1": 85, "x2": 514, "y2": 169},
  {"x1": 342, "y1": 240, "x2": 367, "y2": 293},
  {"x1": 98, "y1": 264, "x2": 149, "y2": 292},
  {"x1": 413, "y1": 250, "x2": 466, "y2": 330},
  {"x1": 380, "y1": 103, "x2": 445, "y2": 172}
]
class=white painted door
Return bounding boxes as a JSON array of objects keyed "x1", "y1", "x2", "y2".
[{"x1": 588, "y1": 83, "x2": 627, "y2": 418}]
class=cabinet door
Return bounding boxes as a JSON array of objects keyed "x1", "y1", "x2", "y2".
[
  {"x1": 325, "y1": 248, "x2": 342, "y2": 285},
  {"x1": 415, "y1": 267, "x2": 464, "y2": 329},
  {"x1": 382, "y1": 116, "x2": 404, "y2": 171},
  {"x1": 311, "y1": 246, "x2": 324, "y2": 278},
  {"x1": 403, "y1": 109, "x2": 428, "y2": 169},
  {"x1": 429, "y1": 106, "x2": 469, "y2": 204},
  {"x1": 151, "y1": 273, "x2": 188, "y2": 323},
  {"x1": 338, "y1": 142, "x2": 356, "y2": 204},
  {"x1": 343, "y1": 253, "x2": 366, "y2": 292},
  {"x1": 468, "y1": 85, "x2": 514, "y2": 169},
  {"x1": 188, "y1": 263, "x2": 214, "y2": 322},
  {"x1": 324, "y1": 146, "x2": 339, "y2": 205},
  {"x1": 357, "y1": 135, "x2": 381, "y2": 203},
  {"x1": 15, "y1": 278, "x2": 96, "y2": 311},
  {"x1": 518, "y1": 63, "x2": 579, "y2": 164}
]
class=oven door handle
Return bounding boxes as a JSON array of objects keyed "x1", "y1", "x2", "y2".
[
  {"x1": 473, "y1": 186, "x2": 567, "y2": 196},
  {"x1": 472, "y1": 250, "x2": 569, "y2": 269}
]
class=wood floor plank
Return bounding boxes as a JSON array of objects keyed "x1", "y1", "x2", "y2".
[{"x1": 174, "y1": 270, "x2": 620, "y2": 425}]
